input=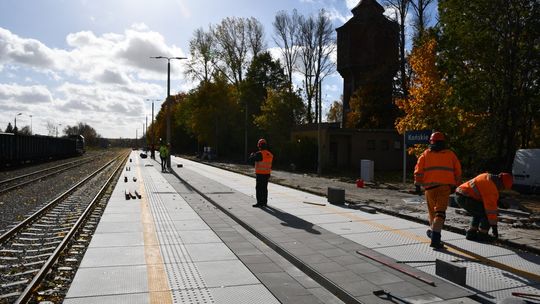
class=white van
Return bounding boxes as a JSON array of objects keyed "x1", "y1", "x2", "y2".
[{"x1": 512, "y1": 149, "x2": 540, "y2": 194}]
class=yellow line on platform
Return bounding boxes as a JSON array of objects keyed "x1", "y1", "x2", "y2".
[{"x1": 136, "y1": 158, "x2": 173, "y2": 304}]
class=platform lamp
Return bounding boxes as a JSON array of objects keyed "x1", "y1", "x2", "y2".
[
  {"x1": 29, "y1": 114, "x2": 33, "y2": 135},
  {"x1": 146, "y1": 98, "x2": 161, "y2": 150},
  {"x1": 149, "y1": 56, "x2": 187, "y2": 169},
  {"x1": 14, "y1": 112, "x2": 22, "y2": 130}
]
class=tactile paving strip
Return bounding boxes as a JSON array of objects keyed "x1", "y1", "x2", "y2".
[{"x1": 143, "y1": 170, "x2": 214, "y2": 303}]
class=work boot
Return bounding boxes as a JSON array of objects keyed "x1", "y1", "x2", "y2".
[
  {"x1": 466, "y1": 230, "x2": 478, "y2": 241},
  {"x1": 430, "y1": 231, "x2": 446, "y2": 250},
  {"x1": 426, "y1": 229, "x2": 432, "y2": 239}
]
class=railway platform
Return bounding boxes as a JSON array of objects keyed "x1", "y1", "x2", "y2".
[{"x1": 64, "y1": 151, "x2": 540, "y2": 304}]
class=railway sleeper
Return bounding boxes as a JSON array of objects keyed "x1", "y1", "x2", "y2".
[
  {"x1": 20, "y1": 232, "x2": 48, "y2": 237},
  {"x1": 0, "y1": 249, "x2": 24, "y2": 254},
  {"x1": 0, "y1": 279, "x2": 28, "y2": 288},
  {"x1": 4, "y1": 268, "x2": 39, "y2": 278},
  {"x1": 23, "y1": 253, "x2": 50, "y2": 260},
  {"x1": 0, "y1": 291, "x2": 22, "y2": 300}
]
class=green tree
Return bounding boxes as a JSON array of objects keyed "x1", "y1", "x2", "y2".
[
  {"x1": 254, "y1": 88, "x2": 305, "y2": 152},
  {"x1": 179, "y1": 75, "x2": 243, "y2": 158},
  {"x1": 63, "y1": 122, "x2": 101, "y2": 147},
  {"x1": 439, "y1": 0, "x2": 540, "y2": 170},
  {"x1": 4, "y1": 122, "x2": 13, "y2": 133}
]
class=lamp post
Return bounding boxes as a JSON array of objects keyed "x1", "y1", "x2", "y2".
[
  {"x1": 150, "y1": 56, "x2": 187, "y2": 169},
  {"x1": 14, "y1": 112, "x2": 22, "y2": 130},
  {"x1": 317, "y1": 79, "x2": 322, "y2": 176},
  {"x1": 145, "y1": 98, "x2": 160, "y2": 148},
  {"x1": 29, "y1": 114, "x2": 33, "y2": 135}
]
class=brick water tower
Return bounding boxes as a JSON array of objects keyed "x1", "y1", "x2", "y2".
[{"x1": 336, "y1": 0, "x2": 399, "y2": 128}]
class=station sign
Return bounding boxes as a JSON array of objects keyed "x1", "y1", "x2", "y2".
[{"x1": 405, "y1": 130, "x2": 431, "y2": 146}]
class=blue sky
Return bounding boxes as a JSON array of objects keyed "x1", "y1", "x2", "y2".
[{"x1": 0, "y1": 0, "x2": 435, "y2": 138}]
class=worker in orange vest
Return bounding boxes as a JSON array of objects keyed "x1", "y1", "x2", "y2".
[
  {"x1": 414, "y1": 132, "x2": 462, "y2": 249},
  {"x1": 249, "y1": 138, "x2": 273, "y2": 208},
  {"x1": 455, "y1": 172, "x2": 513, "y2": 241}
]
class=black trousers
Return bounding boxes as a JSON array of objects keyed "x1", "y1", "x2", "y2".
[
  {"x1": 454, "y1": 194, "x2": 490, "y2": 230},
  {"x1": 256, "y1": 174, "x2": 270, "y2": 204},
  {"x1": 160, "y1": 157, "x2": 166, "y2": 172}
]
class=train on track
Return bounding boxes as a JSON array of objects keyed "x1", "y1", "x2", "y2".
[{"x1": 0, "y1": 133, "x2": 85, "y2": 167}]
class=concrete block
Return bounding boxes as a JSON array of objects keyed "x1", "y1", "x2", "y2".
[
  {"x1": 328, "y1": 187, "x2": 345, "y2": 205},
  {"x1": 435, "y1": 259, "x2": 466, "y2": 286}
]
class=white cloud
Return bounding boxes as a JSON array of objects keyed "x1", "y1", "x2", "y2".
[
  {"x1": 0, "y1": 83, "x2": 53, "y2": 104},
  {"x1": 0, "y1": 28, "x2": 56, "y2": 69},
  {"x1": 0, "y1": 25, "x2": 187, "y2": 137}
]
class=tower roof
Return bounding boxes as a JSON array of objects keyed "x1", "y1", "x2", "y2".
[{"x1": 351, "y1": 0, "x2": 385, "y2": 16}]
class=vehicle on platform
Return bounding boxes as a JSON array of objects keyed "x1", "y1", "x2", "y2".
[
  {"x1": 0, "y1": 133, "x2": 83, "y2": 167},
  {"x1": 512, "y1": 149, "x2": 540, "y2": 194}
]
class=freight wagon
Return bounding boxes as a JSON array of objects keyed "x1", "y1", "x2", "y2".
[{"x1": 0, "y1": 133, "x2": 84, "y2": 167}]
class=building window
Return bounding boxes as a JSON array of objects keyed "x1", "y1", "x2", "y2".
[
  {"x1": 367, "y1": 139, "x2": 376, "y2": 150},
  {"x1": 380, "y1": 140, "x2": 389, "y2": 151}
]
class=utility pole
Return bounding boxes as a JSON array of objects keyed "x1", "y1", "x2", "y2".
[{"x1": 150, "y1": 56, "x2": 187, "y2": 169}]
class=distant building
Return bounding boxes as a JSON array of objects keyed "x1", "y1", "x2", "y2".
[
  {"x1": 336, "y1": 0, "x2": 399, "y2": 127},
  {"x1": 291, "y1": 123, "x2": 415, "y2": 173}
]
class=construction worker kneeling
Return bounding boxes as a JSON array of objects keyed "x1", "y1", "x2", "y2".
[{"x1": 454, "y1": 172, "x2": 513, "y2": 242}]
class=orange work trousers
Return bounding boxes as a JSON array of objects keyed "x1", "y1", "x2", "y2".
[{"x1": 425, "y1": 185, "x2": 451, "y2": 233}]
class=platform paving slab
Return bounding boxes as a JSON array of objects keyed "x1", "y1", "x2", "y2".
[
  {"x1": 171, "y1": 155, "x2": 540, "y2": 303},
  {"x1": 168, "y1": 157, "x2": 474, "y2": 303}
]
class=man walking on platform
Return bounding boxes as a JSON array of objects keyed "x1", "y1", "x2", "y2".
[
  {"x1": 414, "y1": 132, "x2": 461, "y2": 249},
  {"x1": 455, "y1": 172, "x2": 512, "y2": 242},
  {"x1": 159, "y1": 142, "x2": 169, "y2": 173},
  {"x1": 249, "y1": 138, "x2": 273, "y2": 208}
]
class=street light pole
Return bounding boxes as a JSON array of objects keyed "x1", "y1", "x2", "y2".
[
  {"x1": 14, "y1": 112, "x2": 22, "y2": 130},
  {"x1": 150, "y1": 56, "x2": 186, "y2": 169},
  {"x1": 29, "y1": 114, "x2": 33, "y2": 135},
  {"x1": 317, "y1": 80, "x2": 322, "y2": 176},
  {"x1": 145, "y1": 98, "x2": 160, "y2": 149}
]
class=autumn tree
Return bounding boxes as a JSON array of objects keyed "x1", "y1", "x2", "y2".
[
  {"x1": 410, "y1": 0, "x2": 435, "y2": 42},
  {"x1": 178, "y1": 75, "x2": 242, "y2": 157},
  {"x1": 254, "y1": 88, "x2": 305, "y2": 152},
  {"x1": 273, "y1": 9, "x2": 301, "y2": 91},
  {"x1": 185, "y1": 28, "x2": 216, "y2": 83},
  {"x1": 326, "y1": 99, "x2": 343, "y2": 123},
  {"x1": 346, "y1": 83, "x2": 398, "y2": 129},
  {"x1": 395, "y1": 36, "x2": 472, "y2": 156},
  {"x1": 439, "y1": 0, "x2": 540, "y2": 169},
  {"x1": 297, "y1": 9, "x2": 335, "y2": 124},
  {"x1": 385, "y1": 0, "x2": 410, "y2": 98}
]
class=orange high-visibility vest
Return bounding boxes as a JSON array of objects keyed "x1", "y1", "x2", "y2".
[
  {"x1": 456, "y1": 173, "x2": 499, "y2": 225},
  {"x1": 414, "y1": 149, "x2": 461, "y2": 188},
  {"x1": 255, "y1": 150, "x2": 273, "y2": 175}
]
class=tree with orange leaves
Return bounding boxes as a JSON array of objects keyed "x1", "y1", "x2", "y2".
[{"x1": 395, "y1": 35, "x2": 473, "y2": 156}]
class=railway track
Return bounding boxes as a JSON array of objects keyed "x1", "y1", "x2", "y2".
[
  {"x1": 0, "y1": 152, "x2": 129, "y2": 303},
  {"x1": 0, "y1": 157, "x2": 96, "y2": 195}
]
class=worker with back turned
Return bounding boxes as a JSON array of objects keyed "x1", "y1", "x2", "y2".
[{"x1": 414, "y1": 131, "x2": 462, "y2": 249}]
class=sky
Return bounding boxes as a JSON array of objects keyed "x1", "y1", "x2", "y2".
[{"x1": 0, "y1": 0, "x2": 435, "y2": 138}]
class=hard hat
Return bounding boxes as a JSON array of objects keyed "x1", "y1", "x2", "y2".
[
  {"x1": 257, "y1": 138, "x2": 267, "y2": 148},
  {"x1": 498, "y1": 173, "x2": 513, "y2": 190},
  {"x1": 430, "y1": 132, "x2": 445, "y2": 144}
]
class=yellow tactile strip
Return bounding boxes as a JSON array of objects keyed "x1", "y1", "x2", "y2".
[{"x1": 137, "y1": 160, "x2": 173, "y2": 304}]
